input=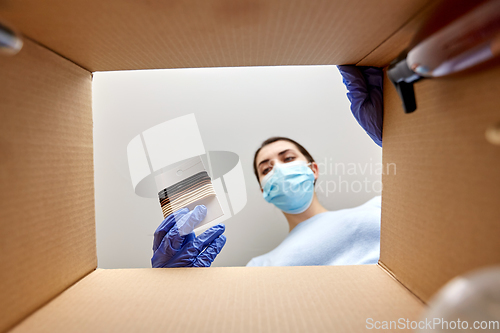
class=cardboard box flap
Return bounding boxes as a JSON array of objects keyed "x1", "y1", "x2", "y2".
[
  {"x1": 357, "y1": 1, "x2": 440, "y2": 67},
  {"x1": 0, "y1": 39, "x2": 95, "y2": 332},
  {"x1": 9, "y1": 266, "x2": 424, "y2": 332},
  {"x1": 380, "y1": 63, "x2": 500, "y2": 302},
  {"x1": 0, "y1": 0, "x2": 431, "y2": 72}
]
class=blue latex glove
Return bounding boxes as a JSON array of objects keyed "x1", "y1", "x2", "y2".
[
  {"x1": 337, "y1": 65, "x2": 384, "y2": 147},
  {"x1": 151, "y1": 205, "x2": 226, "y2": 268}
]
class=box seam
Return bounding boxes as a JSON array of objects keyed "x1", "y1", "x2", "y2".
[
  {"x1": 23, "y1": 35, "x2": 92, "y2": 74},
  {"x1": 377, "y1": 261, "x2": 426, "y2": 305},
  {"x1": 355, "y1": 0, "x2": 435, "y2": 66}
]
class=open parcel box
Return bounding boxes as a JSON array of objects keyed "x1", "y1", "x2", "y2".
[{"x1": 1, "y1": 0, "x2": 499, "y2": 331}]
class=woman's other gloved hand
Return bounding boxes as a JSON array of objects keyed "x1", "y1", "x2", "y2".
[
  {"x1": 337, "y1": 65, "x2": 384, "y2": 147},
  {"x1": 151, "y1": 205, "x2": 226, "y2": 268}
]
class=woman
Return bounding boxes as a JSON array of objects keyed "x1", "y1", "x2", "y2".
[{"x1": 247, "y1": 136, "x2": 380, "y2": 266}]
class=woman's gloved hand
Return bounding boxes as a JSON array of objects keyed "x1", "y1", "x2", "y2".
[
  {"x1": 151, "y1": 205, "x2": 226, "y2": 268},
  {"x1": 337, "y1": 65, "x2": 384, "y2": 147}
]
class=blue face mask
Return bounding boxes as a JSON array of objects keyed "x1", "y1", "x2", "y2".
[{"x1": 261, "y1": 160, "x2": 315, "y2": 214}]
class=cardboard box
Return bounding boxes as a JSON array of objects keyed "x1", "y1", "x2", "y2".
[{"x1": 0, "y1": 1, "x2": 499, "y2": 332}]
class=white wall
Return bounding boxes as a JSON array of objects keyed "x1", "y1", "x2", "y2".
[{"x1": 93, "y1": 65, "x2": 382, "y2": 268}]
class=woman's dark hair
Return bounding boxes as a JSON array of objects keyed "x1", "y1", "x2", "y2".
[{"x1": 253, "y1": 137, "x2": 315, "y2": 185}]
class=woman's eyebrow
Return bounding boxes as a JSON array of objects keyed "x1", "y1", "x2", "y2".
[
  {"x1": 278, "y1": 149, "x2": 291, "y2": 157},
  {"x1": 257, "y1": 149, "x2": 294, "y2": 169},
  {"x1": 257, "y1": 158, "x2": 270, "y2": 168}
]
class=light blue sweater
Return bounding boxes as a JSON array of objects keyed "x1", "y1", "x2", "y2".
[{"x1": 246, "y1": 196, "x2": 381, "y2": 267}]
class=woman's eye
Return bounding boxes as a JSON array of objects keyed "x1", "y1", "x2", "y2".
[
  {"x1": 284, "y1": 156, "x2": 295, "y2": 162},
  {"x1": 262, "y1": 168, "x2": 270, "y2": 175}
]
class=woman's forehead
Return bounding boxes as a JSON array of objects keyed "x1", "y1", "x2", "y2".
[{"x1": 256, "y1": 140, "x2": 298, "y2": 164}]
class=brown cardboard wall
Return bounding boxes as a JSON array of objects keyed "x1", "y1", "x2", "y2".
[
  {"x1": 0, "y1": 0, "x2": 431, "y2": 71},
  {"x1": 9, "y1": 266, "x2": 424, "y2": 332},
  {"x1": 0, "y1": 40, "x2": 95, "y2": 332},
  {"x1": 380, "y1": 64, "x2": 500, "y2": 302}
]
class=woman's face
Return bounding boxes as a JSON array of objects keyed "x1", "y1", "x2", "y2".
[{"x1": 255, "y1": 140, "x2": 318, "y2": 189}]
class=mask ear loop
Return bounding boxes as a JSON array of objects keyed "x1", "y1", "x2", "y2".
[{"x1": 307, "y1": 162, "x2": 318, "y2": 186}]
